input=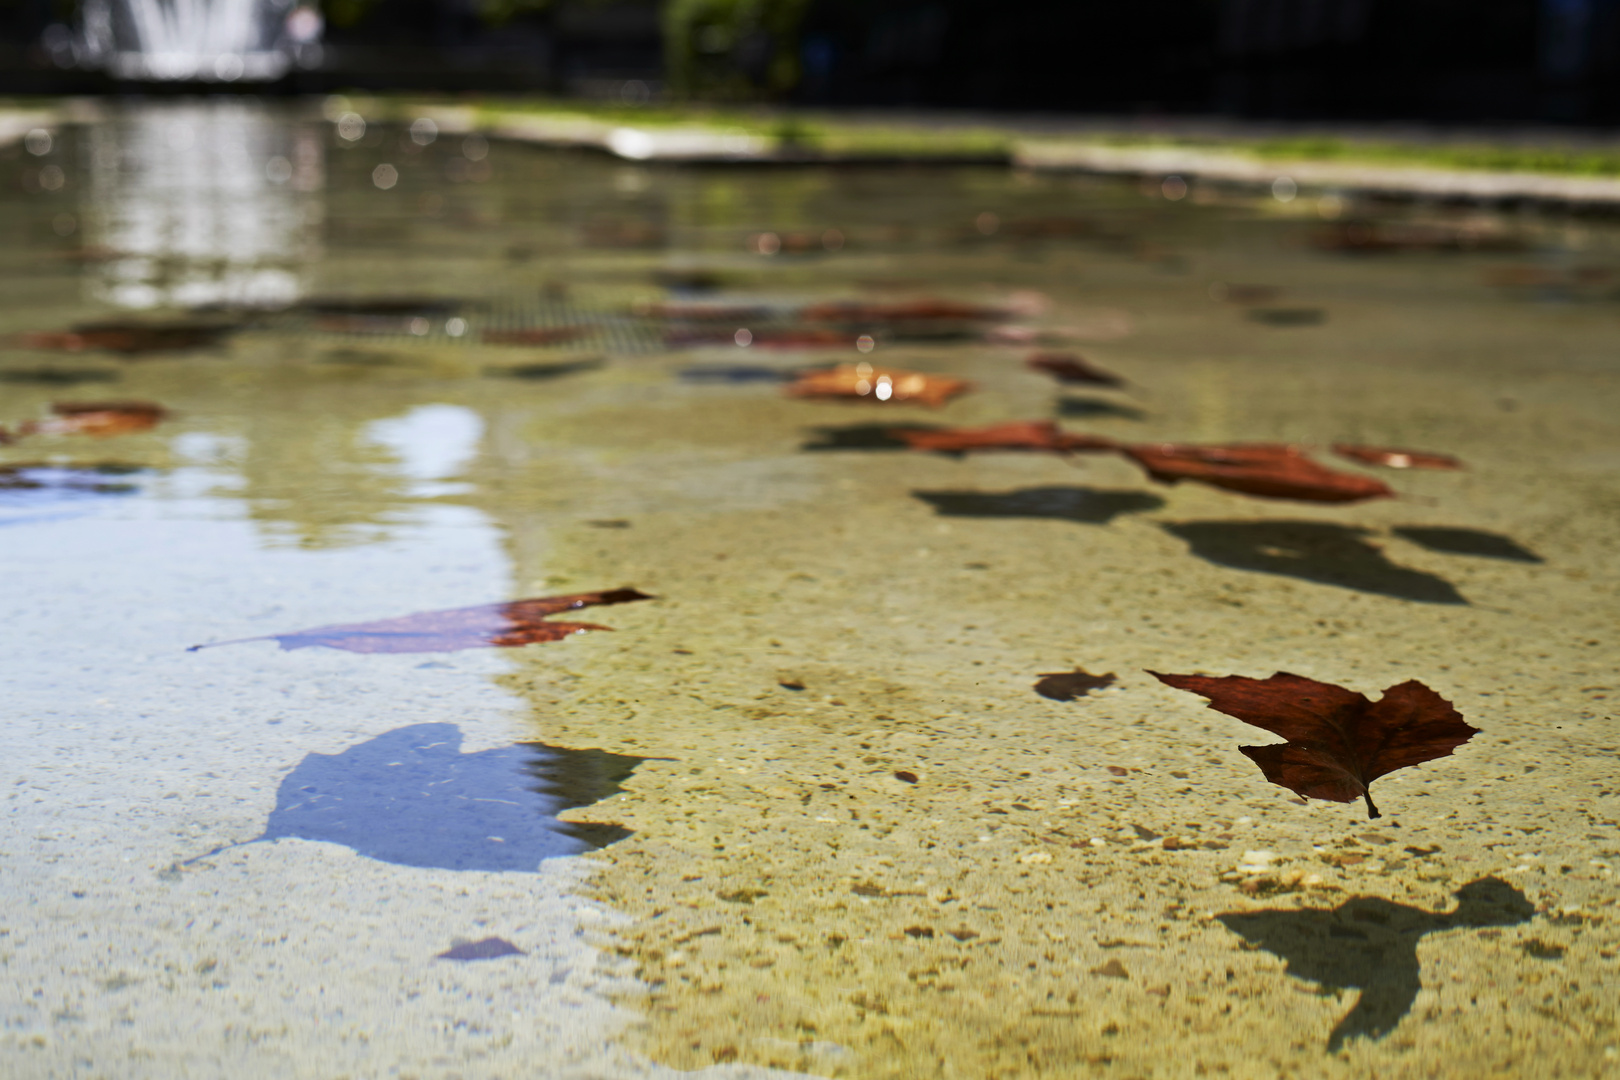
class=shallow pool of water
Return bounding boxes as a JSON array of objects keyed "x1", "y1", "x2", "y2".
[{"x1": 2, "y1": 99, "x2": 1617, "y2": 1079}]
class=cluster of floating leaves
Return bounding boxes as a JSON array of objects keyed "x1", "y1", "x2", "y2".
[{"x1": 0, "y1": 401, "x2": 167, "y2": 445}]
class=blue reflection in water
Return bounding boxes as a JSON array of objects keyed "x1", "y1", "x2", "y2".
[{"x1": 259, "y1": 723, "x2": 644, "y2": 872}]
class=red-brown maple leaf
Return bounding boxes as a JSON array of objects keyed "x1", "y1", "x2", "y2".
[
  {"x1": 190, "y1": 589, "x2": 653, "y2": 654},
  {"x1": 1150, "y1": 671, "x2": 1479, "y2": 819},
  {"x1": 1121, "y1": 442, "x2": 1393, "y2": 503},
  {"x1": 785, "y1": 364, "x2": 972, "y2": 407},
  {"x1": 1332, "y1": 444, "x2": 1464, "y2": 470},
  {"x1": 1025, "y1": 352, "x2": 1125, "y2": 387}
]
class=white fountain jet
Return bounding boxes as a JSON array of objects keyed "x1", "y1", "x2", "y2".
[{"x1": 80, "y1": 0, "x2": 321, "y2": 82}]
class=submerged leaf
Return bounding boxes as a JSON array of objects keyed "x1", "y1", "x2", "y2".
[
  {"x1": 9, "y1": 322, "x2": 234, "y2": 355},
  {"x1": 785, "y1": 364, "x2": 972, "y2": 407},
  {"x1": 1122, "y1": 443, "x2": 1393, "y2": 503},
  {"x1": 1332, "y1": 444, "x2": 1463, "y2": 470},
  {"x1": 1025, "y1": 352, "x2": 1125, "y2": 387},
  {"x1": 891, "y1": 420, "x2": 1115, "y2": 455},
  {"x1": 1151, "y1": 671, "x2": 1479, "y2": 819},
  {"x1": 190, "y1": 588, "x2": 654, "y2": 654}
]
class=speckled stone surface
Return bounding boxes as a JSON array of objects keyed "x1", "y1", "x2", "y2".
[{"x1": 2, "y1": 101, "x2": 1615, "y2": 1079}]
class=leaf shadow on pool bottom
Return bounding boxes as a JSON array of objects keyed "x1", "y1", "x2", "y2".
[
  {"x1": 1218, "y1": 877, "x2": 1533, "y2": 1051},
  {"x1": 1162, "y1": 520, "x2": 1467, "y2": 604},
  {"x1": 801, "y1": 422, "x2": 942, "y2": 452},
  {"x1": 914, "y1": 486, "x2": 1165, "y2": 525},
  {"x1": 1392, "y1": 526, "x2": 1544, "y2": 563},
  {"x1": 1055, "y1": 395, "x2": 1147, "y2": 421},
  {"x1": 251, "y1": 723, "x2": 648, "y2": 872},
  {"x1": 0, "y1": 367, "x2": 122, "y2": 385}
]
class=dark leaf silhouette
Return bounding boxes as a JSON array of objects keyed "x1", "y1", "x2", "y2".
[
  {"x1": 438, "y1": 937, "x2": 526, "y2": 961},
  {"x1": 1163, "y1": 520, "x2": 1466, "y2": 604},
  {"x1": 8, "y1": 321, "x2": 234, "y2": 355},
  {"x1": 801, "y1": 422, "x2": 941, "y2": 451},
  {"x1": 1332, "y1": 444, "x2": 1463, "y2": 470},
  {"x1": 1247, "y1": 308, "x2": 1325, "y2": 327},
  {"x1": 634, "y1": 300, "x2": 776, "y2": 321},
  {"x1": 1122, "y1": 443, "x2": 1393, "y2": 503},
  {"x1": 189, "y1": 588, "x2": 653, "y2": 654},
  {"x1": 915, "y1": 486, "x2": 1163, "y2": 526},
  {"x1": 184, "y1": 723, "x2": 648, "y2": 872},
  {"x1": 785, "y1": 364, "x2": 972, "y2": 407},
  {"x1": 0, "y1": 462, "x2": 145, "y2": 497},
  {"x1": 1313, "y1": 221, "x2": 1523, "y2": 255},
  {"x1": 1151, "y1": 671, "x2": 1479, "y2": 818},
  {"x1": 483, "y1": 358, "x2": 603, "y2": 380},
  {"x1": 1025, "y1": 352, "x2": 1124, "y2": 387},
  {"x1": 679, "y1": 364, "x2": 796, "y2": 383},
  {"x1": 1392, "y1": 526, "x2": 1542, "y2": 563},
  {"x1": 0, "y1": 367, "x2": 120, "y2": 386},
  {"x1": 1056, "y1": 396, "x2": 1147, "y2": 421},
  {"x1": 890, "y1": 420, "x2": 1115, "y2": 455},
  {"x1": 481, "y1": 326, "x2": 590, "y2": 346},
  {"x1": 299, "y1": 296, "x2": 462, "y2": 316},
  {"x1": 1219, "y1": 877, "x2": 1532, "y2": 1050},
  {"x1": 1034, "y1": 668, "x2": 1117, "y2": 701},
  {"x1": 798, "y1": 299, "x2": 1009, "y2": 324}
]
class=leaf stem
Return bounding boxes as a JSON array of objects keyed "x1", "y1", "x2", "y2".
[{"x1": 1362, "y1": 790, "x2": 1381, "y2": 819}]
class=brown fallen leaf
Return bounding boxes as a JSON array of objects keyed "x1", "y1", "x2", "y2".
[
  {"x1": 189, "y1": 588, "x2": 653, "y2": 654},
  {"x1": 8, "y1": 322, "x2": 234, "y2": 356},
  {"x1": 1025, "y1": 352, "x2": 1125, "y2": 387},
  {"x1": 14, "y1": 401, "x2": 168, "y2": 438},
  {"x1": 481, "y1": 326, "x2": 590, "y2": 346},
  {"x1": 890, "y1": 420, "x2": 1115, "y2": 455},
  {"x1": 785, "y1": 364, "x2": 972, "y2": 407},
  {"x1": 633, "y1": 300, "x2": 776, "y2": 321},
  {"x1": 1332, "y1": 444, "x2": 1463, "y2": 470},
  {"x1": 1150, "y1": 671, "x2": 1480, "y2": 819},
  {"x1": 1034, "y1": 668, "x2": 1117, "y2": 701},
  {"x1": 1121, "y1": 443, "x2": 1393, "y2": 503}
]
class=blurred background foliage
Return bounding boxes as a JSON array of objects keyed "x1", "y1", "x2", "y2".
[{"x1": 662, "y1": 0, "x2": 811, "y2": 98}]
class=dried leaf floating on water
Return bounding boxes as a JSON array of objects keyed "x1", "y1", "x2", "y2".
[
  {"x1": 1025, "y1": 352, "x2": 1125, "y2": 387},
  {"x1": 4, "y1": 401, "x2": 168, "y2": 442},
  {"x1": 7, "y1": 322, "x2": 235, "y2": 356},
  {"x1": 189, "y1": 588, "x2": 654, "y2": 654},
  {"x1": 481, "y1": 327, "x2": 591, "y2": 346},
  {"x1": 1332, "y1": 444, "x2": 1464, "y2": 470},
  {"x1": 1151, "y1": 671, "x2": 1479, "y2": 819},
  {"x1": 785, "y1": 364, "x2": 972, "y2": 407},
  {"x1": 1121, "y1": 443, "x2": 1394, "y2": 503},
  {"x1": 890, "y1": 420, "x2": 1115, "y2": 455}
]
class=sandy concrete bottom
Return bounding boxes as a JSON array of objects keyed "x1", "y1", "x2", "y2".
[
  {"x1": 484, "y1": 322, "x2": 1620, "y2": 1077},
  {"x1": 0, "y1": 498, "x2": 807, "y2": 1080}
]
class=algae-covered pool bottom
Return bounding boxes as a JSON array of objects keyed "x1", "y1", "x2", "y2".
[{"x1": 1, "y1": 101, "x2": 1616, "y2": 1079}]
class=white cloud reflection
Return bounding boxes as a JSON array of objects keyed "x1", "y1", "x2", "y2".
[{"x1": 84, "y1": 101, "x2": 322, "y2": 310}]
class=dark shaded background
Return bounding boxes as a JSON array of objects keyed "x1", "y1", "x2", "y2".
[{"x1": 4, "y1": 0, "x2": 1619, "y2": 124}]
